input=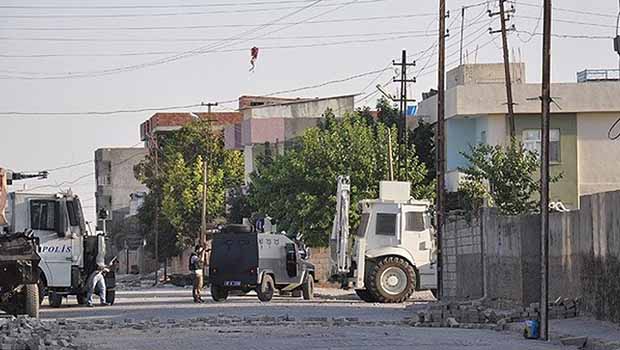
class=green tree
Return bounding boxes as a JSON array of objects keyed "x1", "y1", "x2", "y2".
[
  {"x1": 135, "y1": 120, "x2": 244, "y2": 255},
  {"x1": 459, "y1": 139, "x2": 561, "y2": 216},
  {"x1": 249, "y1": 111, "x2": 432, "y2": 247}
]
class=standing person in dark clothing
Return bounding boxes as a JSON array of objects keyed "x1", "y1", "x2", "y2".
[{"x1": 189, "y1": 245, "x2": 206, "y2": 303}]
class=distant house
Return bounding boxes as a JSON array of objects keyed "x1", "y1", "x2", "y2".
[
  {"x1": 417, "y1": 63, "x2": 620, "y2": 209},
  {"x1": 224, "y1": 94, "x2": 356, "y2": 182}
]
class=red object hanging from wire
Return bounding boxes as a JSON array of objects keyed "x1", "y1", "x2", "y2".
[{"x1": 249, "y1": 46, "x2": 259, "y2": 72}]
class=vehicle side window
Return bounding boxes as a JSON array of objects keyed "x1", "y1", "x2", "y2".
[
  {"x1": 405, "y1": 212, "x2": 425, "y2": 231},
  {"x1": 356, "y1": 213, "x2": 370, "y2": 237},
  {"x1": 30, "y1": 200, "x2": 57, "y2": 231},
  {"x1": 66, "y1": 201, "x2": 79, "y2": 226},
  {"x1": 376, "y1": 213, "x2": 397, "y2": 236}
]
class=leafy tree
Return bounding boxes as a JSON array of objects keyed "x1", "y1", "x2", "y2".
[
  {"x1": 412, "y1": 120, "x2": 436, "y2": 184},
  {"x1": 459, "y1": 139, "x2": 561, "y2": 216},
  {"x1": 135, "y1": 120, "x2": 244, "y2": 256},
  {"x1": 248, "y1": 110, "x2": 432, "y2": 247}
]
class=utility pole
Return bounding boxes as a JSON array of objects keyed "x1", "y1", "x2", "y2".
[
  {"x1": 150, "y1": 133, "x2": 160, "y2": 285},
  {"x1": 392, "y1": 50, "x2": 416, "y2": 178},
  {"x1": 460, "y1": 6, "x2": 466, "y2": 66},
  {"x1": 489, "y1": 0, "x2": 517, "y2": 138},
  {"x1": 436, "y1": 0, "x2": 447, "y2": 301},
  {"x1": 200, "y1": 102, "x2": 217, "y2": 246},
  {"x1": 540, "y1": 0, "x2": 552, "y2": 341}
]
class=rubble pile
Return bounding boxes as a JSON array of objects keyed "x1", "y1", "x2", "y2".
[
  {"x1": 411, "y1": 298, "x2": 579, "y2": 329},
  {"x1": 0, "y1": 316, "x2": 79, "y2": 350}
]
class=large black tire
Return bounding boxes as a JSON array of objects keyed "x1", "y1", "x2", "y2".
[
  {"x1": 302, "y1": 275, "x2": 314, "y2": 300},
  {"x1": 25, "y1": 284, "x2": 40, "y2": 318},
  {"x1": 257, "y1": 275, "x2": 274, "y2": 302},
  {"x1": 106, "y1": 290, "x2": 116, "y2": 305},
  {"x1": 49, "y1": 292, "x2": 63, "y2": 308},
  {"x1": 367, "y1": 256, "x2": 416, "y2": 303},
  {"x1": 354, "y1": 289, "x2": 376, "y2": 303},
  {"x1": 211, "y1": 285, "x2": 229, "y2": 302}
]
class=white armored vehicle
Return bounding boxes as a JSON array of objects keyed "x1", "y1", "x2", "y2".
[
  {"x1": 3, "y1": 191, "x2": 116, "y2": 307},
  {"x1": 330, "y1": 176, "x2": 437, "y2": 303}
]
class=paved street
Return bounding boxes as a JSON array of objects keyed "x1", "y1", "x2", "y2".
[{"x1": 39, "y1": 288, "x2": 567, "y2": 350}]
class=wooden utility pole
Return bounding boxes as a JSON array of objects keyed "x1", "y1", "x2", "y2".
[
  {"x1": 540, "y1": 0, "x2": 552, "y2": 342},
  {"x1": 392, "y1": 50, "x2": 416, "y2": 178},
  {"x1": 489, "y1": 0, "x2": 516, "y2": 138},
  {"x1": 436, "y1": 0, "x2": 447, "y2": 301}
]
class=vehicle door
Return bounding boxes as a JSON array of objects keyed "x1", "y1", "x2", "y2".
[
  {"x1": 400, "y1": 206, "x2": 436, "y2": 289},
  {"x1": 30, "y1": 199, "x2": 72, "y2": 287}
]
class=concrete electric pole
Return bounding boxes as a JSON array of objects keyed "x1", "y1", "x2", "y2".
[
  {"x1": 393, "y1": 50, "x2": 416, "y2": 178},
  {"x1": 489, "y1": 0, "x2": 517, "y2": 138},
  {"x1": 199, "y1": 102, "x2": 217, "y2": 246},
  {"x1": 436, "y1": 0, "x2": 447, "y2": 301},
  {"x1": 540, "y1": 0, "x2": 552, "y2": 341}
]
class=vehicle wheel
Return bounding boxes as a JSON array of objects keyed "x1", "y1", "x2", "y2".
[
  {"x1": 302, "y1": 275, "x2": 314, "y2": 300},
  {"x1": 354, "y1": 289, "x2": 376, "y2": 303},
  {"x1": 211, "y1": 285, "x2": 228, "y2": 302},
  {"x1": 367, "y1": 256, "x2": 416, "y2": 303},
  {"x1": 105, "y1": 290, "x2": 116, "y2": 305},
  {"x1": 49, "y1": 292, "x2": 63, "y2": 308},
  {"x1": 257, "y1": 275, "x2": 274, "y2": 302},
  {"x1": 25, "y1": 284, "x2": 40, "y2": 318}
]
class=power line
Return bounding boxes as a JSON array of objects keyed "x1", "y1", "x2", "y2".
[
  {"x1": 0, "y1": 33, "x2": 439, "y2": 61},
  {"x1": 0, "y1": 14, "x2": 441, "y2": 31},
  {"x1": 0, "y1": 103, "x2": 203, "y2": 116},
  {"x1": 515, "y1": 30, "x2": 613, "y2": 40},
  {"x1": 508, "y1": 0, "x2": 617, "y2": 19},
  {"x1": 0, "y1": 0, "x2": 386, "y2": 18},
  {"x1": 0, "y1": 0, "x2": 350, "y2": 80},
  {"x1": 0, "y1": 0, "x2": 356, "y2": 9},
  {"x1": 0, "y1": 29, "x2": 440, "y2": 43}
]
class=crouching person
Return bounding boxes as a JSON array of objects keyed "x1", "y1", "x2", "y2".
[{"x1": 87, "y1": 264, "x2": 110, "y2": 307}]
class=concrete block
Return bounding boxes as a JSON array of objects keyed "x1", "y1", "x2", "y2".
[{"x1": 559, "y1": 336, "x2": 587, "y2": 347}]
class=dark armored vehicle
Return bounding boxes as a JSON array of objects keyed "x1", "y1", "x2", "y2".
[{"x1": 209, "y1": 225, "x2": 315, "y2": 302}]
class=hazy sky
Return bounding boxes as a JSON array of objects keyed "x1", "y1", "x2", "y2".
[{"x1": 1, "y1": 0, "x2": 618, "y2": 223}]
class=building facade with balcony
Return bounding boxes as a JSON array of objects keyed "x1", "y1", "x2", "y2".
[{"x1": 417, "y1": 63, "x2": 620, "y2": 209}]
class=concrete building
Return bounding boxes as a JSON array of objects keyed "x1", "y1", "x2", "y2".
[
  {"x1": 224, "y1": 94, "x2": 356, "y2": 181},
  {"x1": 140, "y1": 111, "x2": 242, "y2": 148},
  {"x1": 417, "y1": 63, "x2": 620, "y2": 208},
  {"x1": 94, "y1": 147, "x2": 148, "y2": 230}
]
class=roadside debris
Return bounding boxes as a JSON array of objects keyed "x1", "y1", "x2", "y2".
[{"x1": 409, "y1": 298, "x2": 580, "y2": 330}]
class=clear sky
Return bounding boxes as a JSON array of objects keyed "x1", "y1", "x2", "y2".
[{"x1": 1, "y1": 0, "x2": 618, "y2": 223}]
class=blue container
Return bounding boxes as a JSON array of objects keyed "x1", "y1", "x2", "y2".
[{"x1": 524, "y1": 320, "x2": 540, "y2": 339}]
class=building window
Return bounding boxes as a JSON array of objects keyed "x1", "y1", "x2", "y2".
[
  {"x1": 405, "y1": 212, "x2": 425, "y2": 231},
  {"x1": 376, "y1": 213, "x2": 397, "y2": 236},
  {"x1": 522, "y1": 129, "x2": 561, "y2": 162},
  {"x1": 30, "y1": 200, "x2": 57, "y2": 231}
]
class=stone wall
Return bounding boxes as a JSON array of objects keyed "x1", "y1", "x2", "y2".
[
  {"x1": 308, "y1": 247, "x2": 331, "y2": 283},
  {"x1": 443, "y1": 190, "x2": 620, "y2": 323}
]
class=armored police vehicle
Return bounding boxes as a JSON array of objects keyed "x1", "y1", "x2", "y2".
[{"x1": 209, "y1": 224, "x2": 315, "y2": 302}]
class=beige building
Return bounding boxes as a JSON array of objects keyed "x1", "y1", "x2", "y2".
[{"x1": 418, "y1": 63, "x2": 620, "y2": 208}]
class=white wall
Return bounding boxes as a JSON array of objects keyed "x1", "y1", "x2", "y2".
[{"x1": 577, "y1": 112, "x2": 620, "y2": 196}]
